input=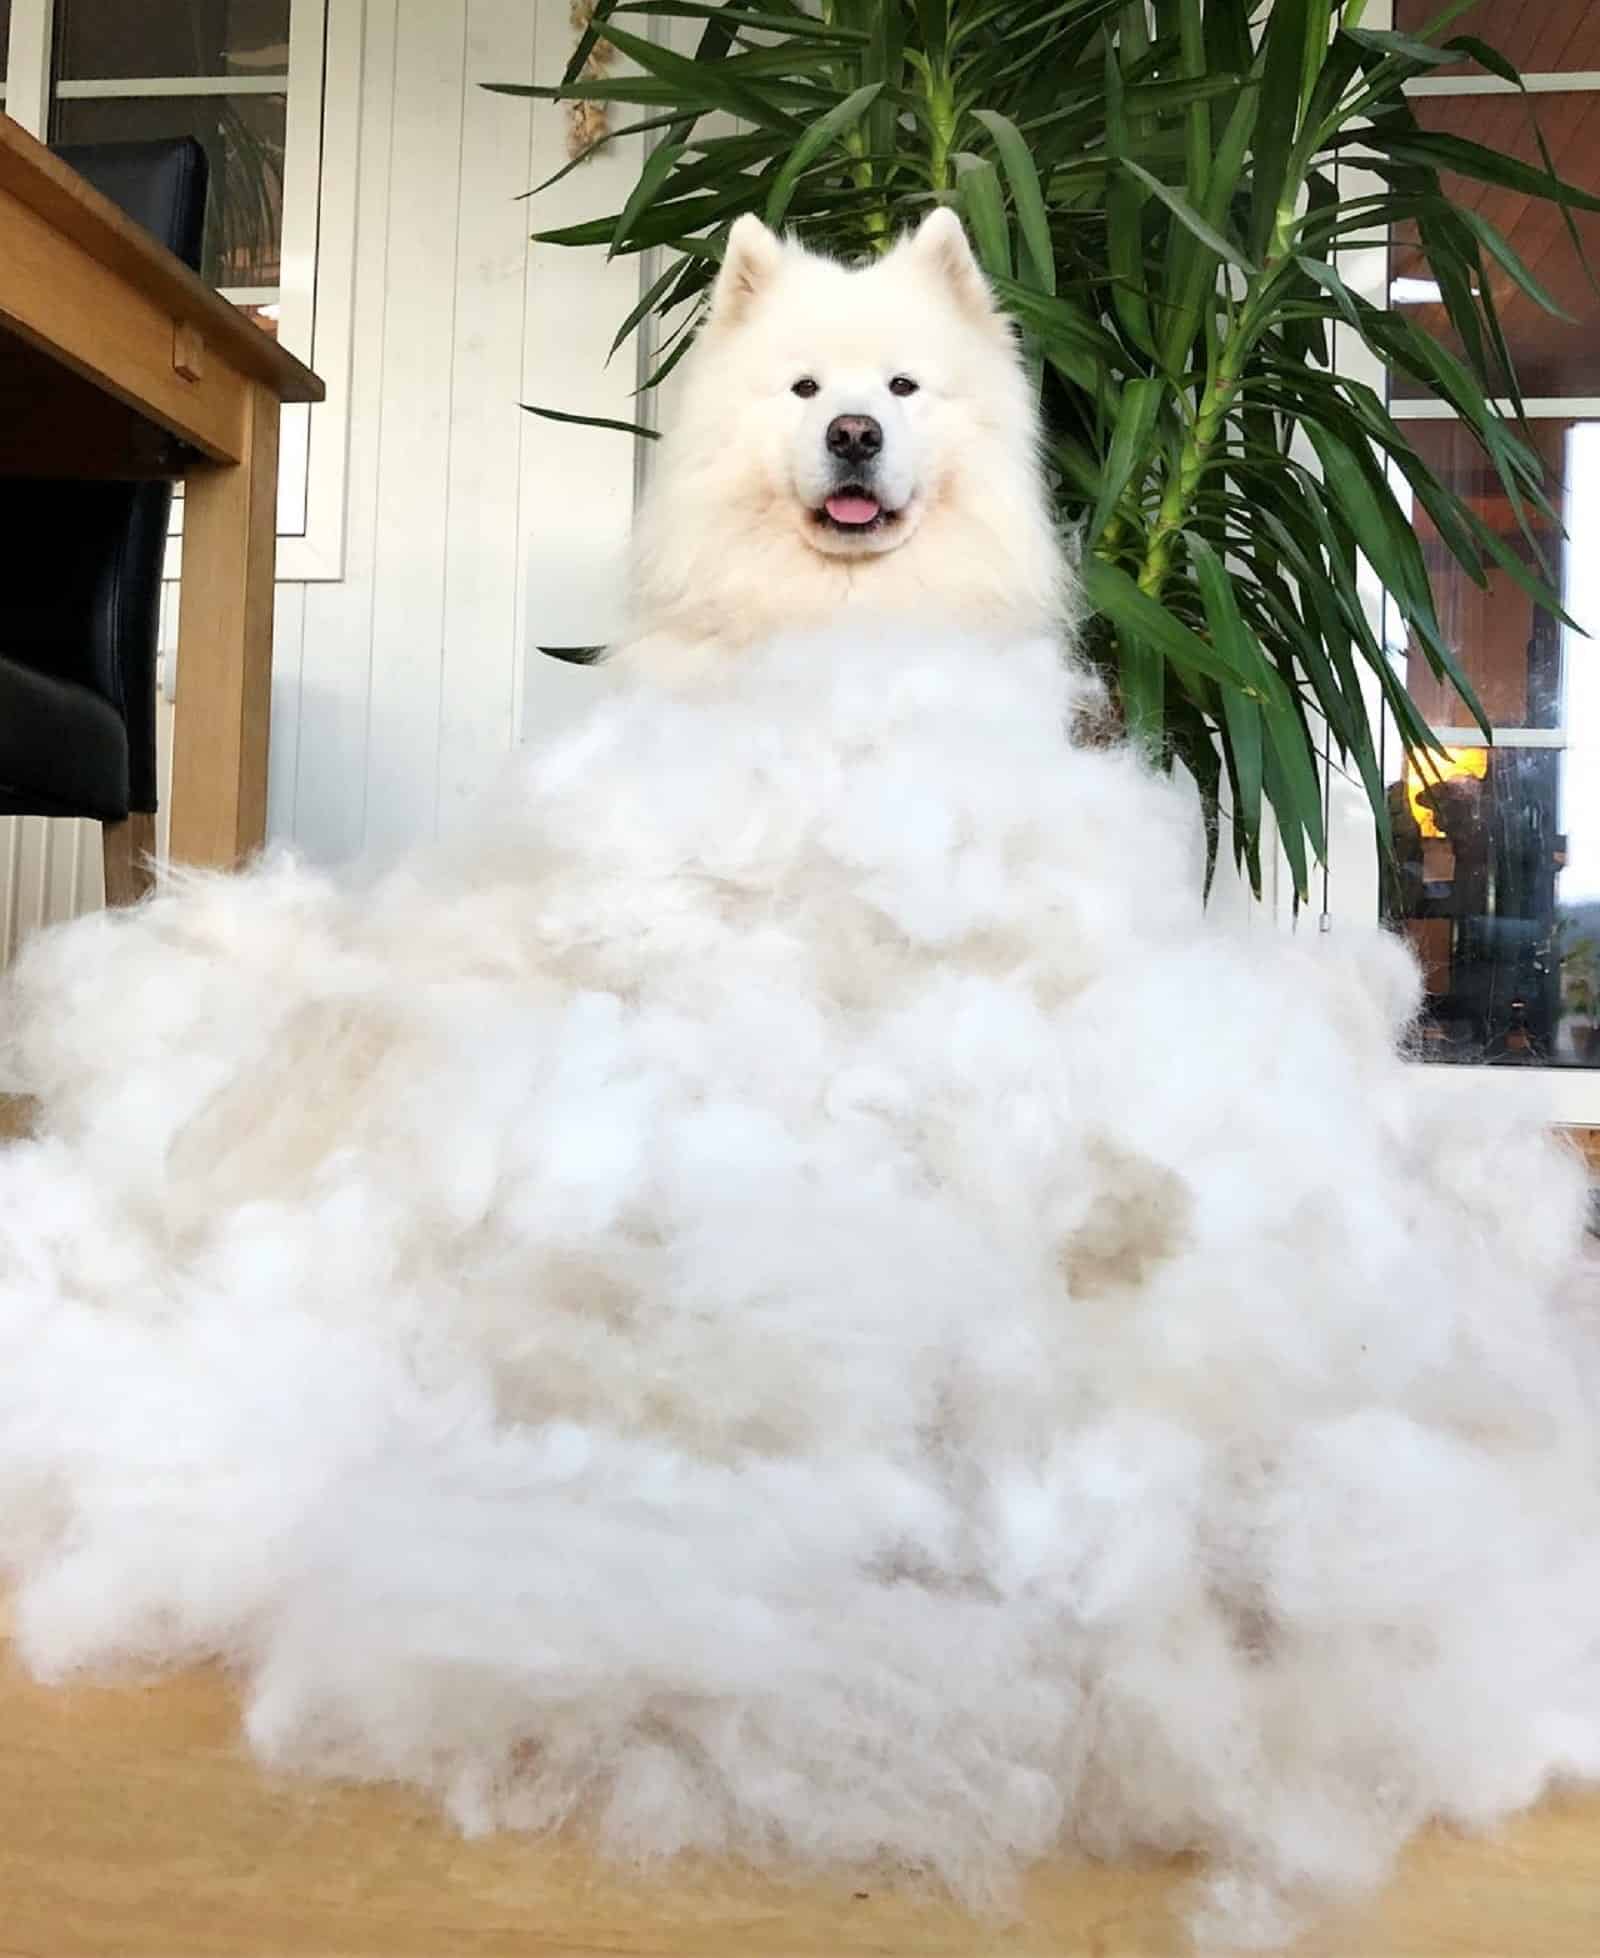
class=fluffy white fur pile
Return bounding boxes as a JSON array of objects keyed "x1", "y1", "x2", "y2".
[{"x1": 1, "y1": 619, "x2": 1597, "y2": 1944}]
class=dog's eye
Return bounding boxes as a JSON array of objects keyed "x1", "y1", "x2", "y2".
[
  {"x1": 791, "y1": 377, "x2": 819, "y2": 399},
  {"x1": 888, "y1": 375, "x2": 920, "y2": 397}
]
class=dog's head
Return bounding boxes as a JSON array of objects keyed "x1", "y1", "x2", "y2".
[
  {"x1": 632, "y1": 209, "x2": 1062, "y2": 652},
  {"x1": 687, "y1": 208, "x2": 1027, "y2": 562}
]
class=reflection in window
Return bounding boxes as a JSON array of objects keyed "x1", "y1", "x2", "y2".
[
  {"x1": 1391, "y1": 747, "x2": 1564, "y2": 1063},
  {"x1": 1387, "y1": 424, "x2": 1600, "y2": 1066},
  {"x1": 1395, "y1": 0, "x2": 1600, "y2": 75},
  {"x1": 49, "y1": 0, "x2": 290, "y2": 293},
  {"x1": 1400, "y1": 420, "x2": 1568, "y2": 729},
  {"x1": 53, "y1": 91, "x2": 285, "y2": 289},
  {"x1": 1389, "y1": 92, "x2": 1600, "y2": 399},
  {"x1": 55, "y1": 0, "x2": 290, "y2": 81}
]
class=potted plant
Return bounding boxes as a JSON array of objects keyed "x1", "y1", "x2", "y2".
[{"x1": 496, "y1": 0, "x2": 1596, "y2": 897}]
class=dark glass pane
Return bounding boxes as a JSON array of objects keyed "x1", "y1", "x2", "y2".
[
  {"x1": 1395, "y1": 0, "x2": 1600, "y2": 74},
  {"x1": 55, "y1": 0, "x2": 289, "y2": 81},
  {"x1": 1385, "y1": 420, "x2": 1600, "y2": 1067},
  {"x1": 1398, "y1": 419, "x2": 1569, "y2": 729},
  {"x1": 1389, "y1": 92, "x2": 1600, "y2": 399},
  {"x1": 52, "y1": 93, "x2": 285, "y2": 287}
]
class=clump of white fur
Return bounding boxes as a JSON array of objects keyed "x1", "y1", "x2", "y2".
[
  {"x1": 1, "y1": 209, "x2": 1597, "y2": 1946},
  {"x1": 0, "y1": 621, "x2": 1596, "y2": 1945}
]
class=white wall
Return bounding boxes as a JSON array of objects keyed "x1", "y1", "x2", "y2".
[
  {"x1": 1, "y1": 0, "x2": 644, "y2": 959},
  {"x1": 0, "y1": 0, "x2": 1296, "y2": 968},
  {"x1": 280, "y1": 0, "x2": 645, "y2": 865}
]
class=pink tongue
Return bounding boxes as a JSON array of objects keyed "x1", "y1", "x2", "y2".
[{"x1": 825, "y1": 491, "x2": 881, "y2": 525}]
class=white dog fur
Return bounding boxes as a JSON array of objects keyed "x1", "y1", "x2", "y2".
[{"x1": 0, "y1": 214, "x2": 1596, "y2": 1947}]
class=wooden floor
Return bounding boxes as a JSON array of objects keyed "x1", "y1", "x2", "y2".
[
  {"x1": 0, "y1": 1623, "x2": 1596, "y2": 1957},
  {"x1": 3, "y1": 1093, "x2": 1599, "y2": 1952}
]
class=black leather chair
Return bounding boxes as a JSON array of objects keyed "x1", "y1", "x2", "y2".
[{"x1": 0, "y1": 137, "x2": 209, "y2": 904}]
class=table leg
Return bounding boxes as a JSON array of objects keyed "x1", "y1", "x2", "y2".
[
  {"x1": 101, "y1": 812, "x2": 157, "y2": 906},
  {"x1": 168, "y1": 381, "x2": 279, "y2": 868}
]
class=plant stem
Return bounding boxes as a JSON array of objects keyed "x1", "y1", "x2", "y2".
[
  {"x1": 1137, "y1": 347, "x2": 1239, "y2": 597},
  {"x1": 926, "y1": 69, "x2": 957, "y2": 193},
  {"x1": 844, "y1": 127, "x2": 889, "y2": 249},
  {"x1": 1138, "y1": 192, "x2": 1300, "y2": 599}
]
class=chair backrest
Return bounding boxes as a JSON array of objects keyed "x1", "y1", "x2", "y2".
[
  {"x1": 56, "y1": 137, "x2": 210, "y2": 278},
  {"x1": 0, "y1": 138, "x2": 210, "y2": 816}
]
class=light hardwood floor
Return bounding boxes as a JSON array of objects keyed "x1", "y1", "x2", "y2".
[{"x1": 1, "y1": 1621, "x2": 1598, "y2": 1958}]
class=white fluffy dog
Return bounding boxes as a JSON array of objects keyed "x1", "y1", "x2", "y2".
[
  {"x1": 0, "y1": 212, "x2": 1597, "y2": 1951},
  {"x1": 629, "y1": 208, "x2": 1064, "y2": 657}
]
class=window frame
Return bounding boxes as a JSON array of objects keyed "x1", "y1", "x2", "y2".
[{"x1": 1323, "y1": 0, "x2": 1600, "y2": 1115}]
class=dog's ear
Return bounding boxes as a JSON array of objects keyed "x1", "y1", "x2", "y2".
[
  {"x1": 906, "y1": 207, "x2": 996, "y2": 319},
  {"x1": 709, "y1": 215, "x2": 784, "y2": 326}
]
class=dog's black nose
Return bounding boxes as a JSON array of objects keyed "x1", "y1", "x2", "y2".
[{"x1": 826, "y1": 414, "x2": 883, "y2": 466}]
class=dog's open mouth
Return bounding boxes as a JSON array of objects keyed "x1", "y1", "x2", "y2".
[{"x1": 813, "y1": 487, "x2": 902, "y2": 533}]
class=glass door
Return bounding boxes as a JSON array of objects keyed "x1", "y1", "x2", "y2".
[{"x1": 1328, "y1": 0, "x2": 1600, "y2": 1130}]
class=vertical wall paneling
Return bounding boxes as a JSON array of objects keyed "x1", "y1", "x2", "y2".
[
  {"x1": 291, "y1": 0, "x2": 399, "y2": 864},
  {"x1": 358, "y1": 0, "x2": 470, "y2": 861},
  {"x1": 515, "y1": 12, "x2": 649, "y2": 746},
  {"x1": 153, "y1": 581, "x2": 177, "y2": 866},
  {"x1": 0, "y1": 0, "x2": 653, "y2": 959},
  {"x1": 434, "y1": 0, "x2": 540, "y2": 839},
  {"x1": 1, "y1": 822, "x2": 22, "y2": 967},
  {"x1": 266, "y1": 583, "x2": 310, "y2": 845}
]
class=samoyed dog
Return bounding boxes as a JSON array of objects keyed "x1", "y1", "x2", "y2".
[
  {"x1": 1, "y1": 205, "x2": 1598, "y2": 1953},
  {"x1": 628, "y1": 207, "x2": 1066, "y2": 658}
]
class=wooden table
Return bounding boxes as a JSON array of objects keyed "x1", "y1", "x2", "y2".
[{"x1": 0, "y1": 113, "x2": 323, "y2": 870}]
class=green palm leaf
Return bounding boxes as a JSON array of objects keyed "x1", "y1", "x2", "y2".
[{"x1": 499, "y1": 0, "x2": 1595, "y2": 913}]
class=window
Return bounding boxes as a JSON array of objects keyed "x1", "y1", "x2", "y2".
[
  {"x1": 53, "y1": 0, "x2": 291, "y2": 324},
  {"x1": 1376, "y1": 2, "x2": 1600, "y2": 1069},
  {"x1": 1394, "y1": 0, "x2": 1600, "y2": 76},
  {"x1": 3, "y1": 0, "x2": 359, "y2": 580},
  {"x1": 1387, "y1": 89, "x2": 1600, "y2": 400}
]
